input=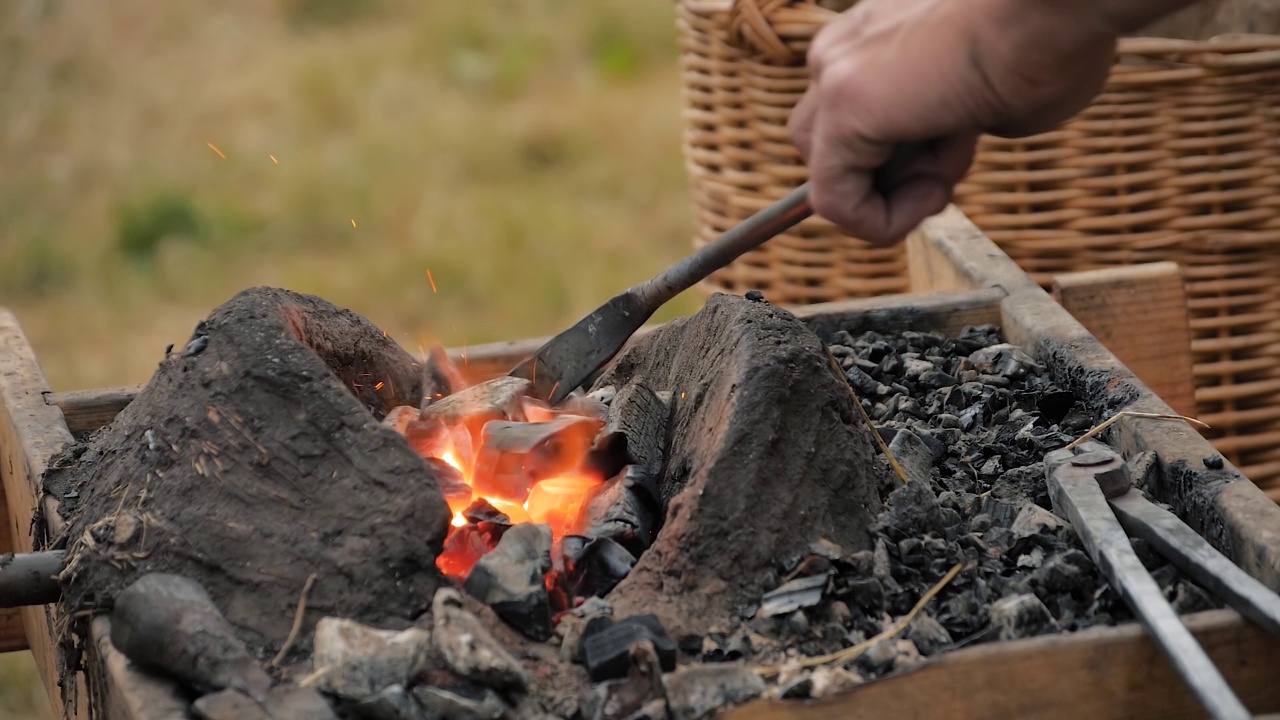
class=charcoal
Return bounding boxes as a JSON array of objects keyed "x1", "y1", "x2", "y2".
[
  {"x1": 462, "y1": 498, "x2": 511, "y2": 525},
  {"x1": 887, "y1": 429, "x2": 934, "y2": 486},
  {"x1": 411, "y1": 686, "x2": 508, "y2": 720},
  {"x1": 906, "y1": 612, "x2": 953, "y2": 655},
  {"x1": 430, "y1": 588, "x2": 529, "y2": 691},
  {"x1": 591, "y1": 383, "x2": 672, "y2": 476},
  {"x1": 425, "y1": 458, "x2": 474, "y2": 508},
  {"x1": 353, "y1": 685, "x2": 428, "y2": 720},
  {"x1": 872, "y1": 476, "x2": 945, "y2": 540},
  {"x1": 840, "y1": 577, "x2": 885, "y2": 611},
  {"x1": 193, "y1": 686, "x2": 337, "y2": 720},
  {"x1": 580, "y1": 615, "x2": 677, "y2": 682},
  {"x1": 464, "y1": 523, "x2": 553, "y2": 640},
  {"x1": 583, "y1": 465, "x2": 662, "y2": 556},
  {"x1": 663, "y1": 664, "x2": 765, "y2": 720},
  {"x1": 990, "y1": 594, "x2": 1059, "y2": 640},
  {"x1": 563, "y1": 536, "x2": 638, "y2": 599},
  {"x1": 1010, "y1": 505, "x2": 1067, "y2": 539},
  {"x1": 311, "y1": 618, "x2": 432, "y2": 700},
  {"x1": 581, "y1": 638, "x2": 667, "y2": 720},
  {"x1": 756, "y1": 574, "x2": 829, "y2": 618}
]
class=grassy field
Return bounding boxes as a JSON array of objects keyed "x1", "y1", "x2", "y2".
[{"x1": 0, "y1": 0, "x2": 698, "y2": 716}]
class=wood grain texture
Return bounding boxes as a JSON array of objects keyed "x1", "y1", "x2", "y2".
[
  {"x1": 0, "y1": 309, "x2": 79, "y2": 717},
  {"x1": 725, "y1": 610, "x2": 1280, "y2": 720},
  {"x1": 1052, "y1": 263, "x2": 1197, "y2": 416}
]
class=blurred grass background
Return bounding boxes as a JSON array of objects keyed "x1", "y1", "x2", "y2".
[{"x1": 0, "y1": 0, "x2": 698, "y2": 716}]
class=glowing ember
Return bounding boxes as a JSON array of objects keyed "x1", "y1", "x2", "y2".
[{"x1": 402, "y1": 380, "x2": 605, "y2": 581}]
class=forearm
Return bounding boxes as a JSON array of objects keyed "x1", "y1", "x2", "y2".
[{"x1": 1099, "y1": 0, "x2": 1206, "y2": 34}]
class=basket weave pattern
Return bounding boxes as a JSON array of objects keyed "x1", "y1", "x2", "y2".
[{"x1": 676, "y1": 0, "x2": 1280, "y2": 490}]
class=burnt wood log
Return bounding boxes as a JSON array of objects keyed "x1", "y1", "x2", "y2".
[
  {"x1": 591, "y1": 294, "x2": 885, "y2": 636},
  {"x1": 48, "y1": 287, "x2": 453, "y2": 663}
]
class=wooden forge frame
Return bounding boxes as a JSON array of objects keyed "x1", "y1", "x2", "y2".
[{"x1": 3, "y1": 209, "x2": 1279, "y2": 719}]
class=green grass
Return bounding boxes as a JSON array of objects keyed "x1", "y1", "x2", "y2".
[{"x1": 0, "y1": 1, "x2": 697, "y2": 714}]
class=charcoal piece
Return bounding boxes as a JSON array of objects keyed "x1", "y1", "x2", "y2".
[
  {"x1": 1035, "y1": 389, "x2": 1076, "y2": 424},
  {"x1": 471, "y1": 416, "x2": 604, "y2": 503},
  {"x1": 1170, "y1": 581, "x2": 1220, "y2": 614},
  {"x1": 662, "y1": 663, "x2": 765, "y2": 720},
  {"x1": 756, "y1": 574, "x2": 829, "y2": 618},
  {"x1": 110, "y1": 573, "x2": 271, "y2": 698},
  {"x1": 430, "y1": 588, "x2": 530, "y2": 691},
  {"x1": 53, "y1": 288, "x2": 451, "y2": 660},
  {"x1": 583, "y1": 466, "x2": 662, "y2": 556},
  {"x1": 311, "y1": 618, "x2": 432, "y2": 700},
  {"x1": 989, "y1": 593, "x2": 1059, "y2": 640},
  {"x1": 906, "y1": 612, "x2": 953, "y2": 655},
  {"x1": 464, "y1": 524, "x2": 555, "y2": 641},
  {"x1": 353, "y1": 684, "x2": 429, "y2": 720},
  {"x1": 462, "y1": 498, "x2": 511, "y2": 526},
  {"x1": 1010, "y1": 505, "x2": 1067, "y2": 539},
  {"x1": 411, "y1": 686, "x2": 508, "y2": 720},
  {"x1": 937, "y1": 593, "x2": 987, "y2": 637},
  {"x1": 855, "y1": 638, "x2": 899, "y2": 675},
  {"x1": 419, "y1": 376, "x2": 530, "y2": 440},
  {"x1": 193, "y1": 685, "x2": 336, "y2": 720},
  {"x1": 970, "y1": 343, "x2": 1041, "y2": 380},
  {"x1": 563, "y1": 536, "x2": 638, "y2": 599},
  {"x1": 887, "y1": 429, "x2": 934, "y2": 486},
  {"x1": 580, "y1": 615, "x2": 677, "y2": 682},
  {"x1": 591, "y1": 383, "x2": 672, "y2": 477},
  {"x1": 581, "y1": 639, "x2": 667, "y2": 720},
  {"x1": 1031, "y1": 550, "x2": 1095, "y2": 597},
  {"x1": 840, "y1": 577, "x2": 884, "y2": 611},
  {"x1": 872, "y1": 476, "x2": 946, "y2": 541},
  {"x1": 845, "y1": 365, "x2": 881, "y2": 396},
  {"x1": 425, "y1": 458, "x2": 473, "y2": 508},
  {"x1": 779, "y1": 675, "x2": 815, "y2": 700}
]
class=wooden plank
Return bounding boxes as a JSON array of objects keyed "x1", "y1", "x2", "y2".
[
  {"x1": 0, "y1": 309, "x2": 81, "y2": 718},
  {"x1": 908, "y1": 207, "x2": 1280, "y2": 592},
  {"x1": 1052, "y1": 263, "x2": 1197, "y2": 417},
  {"x1": 48, "y1": 290, "x2": 1006, "y2": 434},
  {"x1": 46, "y1": 387, "x2": 136, "y2": 437},
  {"x1": 725, "y1": 609, "x2": 1280, "y2": 720},
  {"x1": 0, "y1": 460, "x2": 25, "y2": 652}
]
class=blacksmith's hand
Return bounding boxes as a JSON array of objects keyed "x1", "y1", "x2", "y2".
[{"x1": 790, "y1": 0, "x2": 1200, "y2": 245}]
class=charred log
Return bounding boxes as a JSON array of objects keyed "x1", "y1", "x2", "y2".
[{"x1": 49, "y1": 287, "x2": 453, "y2": 663}]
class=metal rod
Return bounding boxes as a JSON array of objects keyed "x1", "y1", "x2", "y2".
[{"x1": 0, "y1": 551, "x2": 65, "y2": 608}]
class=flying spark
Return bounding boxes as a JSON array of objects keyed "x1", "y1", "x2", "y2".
[
  {"x1": 426, "y1": 269, "x2": 438, "y2": 294},
  {"x1": 374, "y1": 381, "x2": 385, "y2": 391},
  {"x1": 269, "y1": 154, "x2": 279, "y2": 164},
  {"x1": 206, "y1": 142, "x2": 227, "y2": 160},
  {"x1": 350, "y1": 218, "x2": 357, "y2": 228}
]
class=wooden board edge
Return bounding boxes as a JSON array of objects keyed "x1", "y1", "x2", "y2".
[
  {"x1": 0, "y1": 309, "x2": 80, "y2": 717},
  {"x1": 724, "y1": 609, "x2": 1280, "y2": 720},
  {"x1": 909, "y1": 207, "x2": 1280, "y2": 593}
]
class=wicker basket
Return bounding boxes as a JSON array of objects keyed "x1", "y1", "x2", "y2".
[{"x1": 677, "y1": 0, "x2": 1280, "y2": 488}]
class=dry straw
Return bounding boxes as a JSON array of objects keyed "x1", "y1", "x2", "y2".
[{"x1": 677, "y1": 0, "x2": 1280, "y2": 493}]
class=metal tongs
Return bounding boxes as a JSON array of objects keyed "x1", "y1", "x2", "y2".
[{"x1": 1045, "y1": 442, "x2": 1280, "y2": 720}]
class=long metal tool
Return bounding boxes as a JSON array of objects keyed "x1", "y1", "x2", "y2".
[
  {"x1": 510, "y1": 145, "x2": 922, "y2": 404},
  {"x1": 1045, "y1": 443, "x2": 1254, "y2": 720}
]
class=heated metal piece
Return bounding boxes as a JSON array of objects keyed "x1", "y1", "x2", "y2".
[
  {"x1": 510, "y1": 145, "x2": 922, "y2": 404},
  {"x1": 1045, "y1": 443, "x2": 1257, "y2": 720}
]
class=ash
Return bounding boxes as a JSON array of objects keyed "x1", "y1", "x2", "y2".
[{"x1": 705, "y1": 325, "x2": 1221, "y2": 698}]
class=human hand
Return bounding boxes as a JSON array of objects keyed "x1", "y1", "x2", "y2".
[{"x1": 789, "y1": 0, "x2": 1119, "y2": 244}]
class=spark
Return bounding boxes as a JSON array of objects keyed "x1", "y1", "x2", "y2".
[
  {"x1": 206, "y1": 142, "x2": 227, "y2": 160},
  {"x1": 350, "y1": 218, "x2": 358, "y2": 228},
  {"x1": 269, "y1": 154, "x2": 279, "y2": 164},
  {"x1": 426, "y1": 269, "x2": 437, "y2": 294},
  {"x1": 374, "y1": 381, "x2": 385, "y2": 391}
]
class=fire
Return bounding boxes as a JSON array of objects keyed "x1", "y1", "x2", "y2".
[{"x1": 414, "y1": 390, "x2": 605, "y2": 581}]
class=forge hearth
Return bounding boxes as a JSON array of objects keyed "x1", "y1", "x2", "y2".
[{"x1": 42, "y1": 286, "x2": 888, "y2": 718}]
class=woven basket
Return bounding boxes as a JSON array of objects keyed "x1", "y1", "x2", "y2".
[{"x1": 677, "y1": 0, "x2": 1280, "y2": 488}]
